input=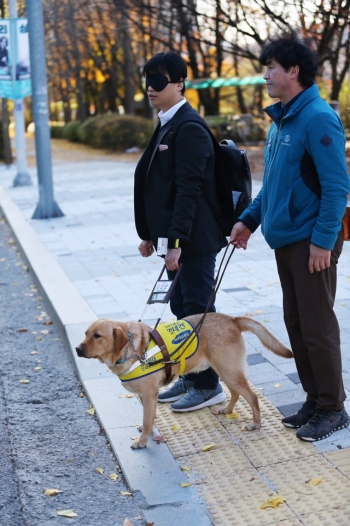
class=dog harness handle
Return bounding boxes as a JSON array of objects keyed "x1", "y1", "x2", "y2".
[{"x1": 149, "y1": 328, "x2": 174, "y2": 385}]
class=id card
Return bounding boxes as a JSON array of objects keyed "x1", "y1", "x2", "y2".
[{"x1": 157, "y1": 237, "x2": 168, "y2": 256}]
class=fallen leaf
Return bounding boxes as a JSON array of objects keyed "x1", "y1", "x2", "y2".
[
  {"x1": 153, "y1": 435, "x2": 166, "y2": 443},
  {"x1": 44, "y1": 488, "x2": 61, "y2": 496},
  {"x1": 171, "y1": 425, "x2": 180, "y2": 432},
  {"x1": 40, "y1": 330, "x2": 50, "y2": 335},
  {"x1": 119, "y1": 394, "x2": 136, "y2": 398},
  {"x1": 180, "y1": 466, "x2": 191, "y2": 472},
  {"x1": 96, "y1": 467, "x2": 104, "y2": 475},
  {"x1": 57, "y1": 509, "x2": 78, "y2": 517},
  {"x1": 224, "y1": 412, "x2": 239, "y2": 419},
  {"x1": 202, "y1": 443, "x2": 216, "y2": 452},
  {"x1": 87, "y1": 405, "x2": 95, "y2": 415},
  {"x1": 20, "y1": 379, "x2": 30, "y2": 384},
  {"x1": 180, "y1": 482, "x2": 191, "y2": 487},
  {"x1": 260, "y1": 495, "x2": 285, "y2": 509},
  {"x1": 309, "y1": 477, "x2": 323, "y2": 486},
  {"x1": 120, "y1": 491, "x2": 133, "y2": 496},
  {"x1": 109, "y1": 473, "x2": 119, "y2": 481},
  {"x1": 17, "y1": 328, "x2": 28, "y2": 333},
  {"x1": 33, "y1": 366, "x2": 42, "y2": 371},
  {"x1": 274, "y1": 383, "x2": 282, "y2": 388},
  {"x1": 30, "y1": 351, "x2": 38, "y2": 355}
]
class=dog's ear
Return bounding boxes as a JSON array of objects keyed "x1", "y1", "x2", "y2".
[{"x1": 113, "y1": 326, "x2": 129, "y2": 355}]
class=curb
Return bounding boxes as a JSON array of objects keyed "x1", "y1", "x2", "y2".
[{"x1": 0, "y1": 182, "x2": 212, "y2": 526}]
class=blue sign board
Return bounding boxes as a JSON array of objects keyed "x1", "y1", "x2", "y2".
[{"x1": 0, "y1": 18, "x2": 32, "y2": 100}]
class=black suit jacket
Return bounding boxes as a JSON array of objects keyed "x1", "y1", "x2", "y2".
[{"x1": 134, "y1": 102, "x2": 227, "y2": 257}]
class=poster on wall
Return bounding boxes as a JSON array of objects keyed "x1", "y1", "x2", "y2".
[{"x1": 0, "y1": 18, "x2": 31, "y2": 99}]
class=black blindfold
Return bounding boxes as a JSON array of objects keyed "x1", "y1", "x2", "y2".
[{"x1": 145, "y1": 73, "x2": 182, "y2": 92}]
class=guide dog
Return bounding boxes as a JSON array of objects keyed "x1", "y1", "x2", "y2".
[{"x1": 76, "y1": 312, "x2": 293, "y2": 448}]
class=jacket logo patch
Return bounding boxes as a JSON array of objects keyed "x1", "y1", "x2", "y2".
[
  {"x1": 284, "y1": 135, "x2": 290, "y2": 143},
  {"x1": 320, "y1": 134, "x2": 332, "y2": 147}
]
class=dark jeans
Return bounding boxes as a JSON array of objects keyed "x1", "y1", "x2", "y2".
[
  {"x1": 167, "y1": 251, "x2": 219, "y2": 390},
  {"x1": 275, "y1": 231, "x2": 345, "y2": 411}
]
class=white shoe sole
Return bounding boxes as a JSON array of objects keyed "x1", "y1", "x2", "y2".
[
  {"x1": 158, "y1": 393, "x2": 185, "y2": 403},
  {"x1": 170, "y1": 392, "x2": 226, "y2": 412}
]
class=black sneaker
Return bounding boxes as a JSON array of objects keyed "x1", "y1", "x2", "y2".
[
  {"x1": 282, "y1": 401, "x2": 316, "y2": 429},
  {"x1": 296, "y1": 408, "x2": 350, "y2": 442}
]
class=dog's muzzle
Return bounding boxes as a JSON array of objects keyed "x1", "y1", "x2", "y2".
[{"x1": 75, "y1": 344, "x2": 86, "y2": 357}]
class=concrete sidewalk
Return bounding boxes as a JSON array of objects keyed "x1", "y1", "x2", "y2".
[{"x1": 1, "y1": 149, "x2": 350, "y2": 526}]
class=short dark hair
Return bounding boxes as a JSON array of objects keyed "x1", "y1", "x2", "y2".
[
  {"x1": 143, "y1": 51, "x2": 187, "y2": 94},
  {"x1": 259, "y1": 30, "x2": 318, "y2": 88}
]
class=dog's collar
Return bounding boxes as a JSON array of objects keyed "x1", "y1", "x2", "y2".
[{"x1": 115, "y1": 331, "x2": 149, "y2": 366}]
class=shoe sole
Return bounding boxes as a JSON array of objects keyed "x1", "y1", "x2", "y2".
[
  {"x1": 158, "y1": 394, "x2": 185, "y2": 403},
  {"x1": 297, "y1": 418, "x2": 350, "y2": 442},
  {"x1": 282, "y1": 421, "x2": 303, "y2": 429},
  {"x1": 170, "y1": 392, "x2": 226, "y2": 413}
]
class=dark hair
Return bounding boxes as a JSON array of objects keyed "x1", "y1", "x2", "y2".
[
  {"x1": 143, "y1": 51, "x2": 187, "y2": 94},
  {"x1": 0, "y1": 36, "x2": 8, "y2": 46},
  {"x1": 259, "y1": 30, "x2": 318, "y2": 88}
]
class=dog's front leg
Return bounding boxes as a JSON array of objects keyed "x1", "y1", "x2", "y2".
[{"x1": 131, "y1": 391, "x2": 158, "y2": 449}]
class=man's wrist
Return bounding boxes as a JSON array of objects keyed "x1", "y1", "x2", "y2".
[{"x1": 167, "y1": 238, "x2": 181, "y2": 249}]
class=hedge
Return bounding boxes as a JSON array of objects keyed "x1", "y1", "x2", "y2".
[{"x1": 50, "y1": 114, "x2": 153, "y2": 152}]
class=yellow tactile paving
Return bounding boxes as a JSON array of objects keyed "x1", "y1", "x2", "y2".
[
  {"x1": 300, "y1": 504, "x2": 350, "y2": 526},
  {"x1": 155, "y1": 381, "x2": 350, "y2": 525},
  {"x1": 260, "y1": 455, "x2": 350, "y2": 515},
  {"x1": 326, "y1": 448, "x2": 350, "y2": 477}
]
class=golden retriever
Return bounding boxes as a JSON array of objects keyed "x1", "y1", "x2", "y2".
[{"x1": 76, "y1": 313, "x2": 292, "y2": 448}]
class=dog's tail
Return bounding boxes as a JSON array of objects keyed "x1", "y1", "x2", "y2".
[{"x1": 235, "y1": 317, "x2": 293, "y2": 358}]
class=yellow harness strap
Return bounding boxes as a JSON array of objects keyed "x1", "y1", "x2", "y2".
[{"x1": 119, "y1": 319, "x2": 198, "y2": 382}]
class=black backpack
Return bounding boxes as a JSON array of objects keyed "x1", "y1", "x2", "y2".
[{"x1": 172, "y1": 115, "x2": 252, "y2": 236}]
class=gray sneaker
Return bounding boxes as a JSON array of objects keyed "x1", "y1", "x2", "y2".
[
  {"x1": 158, "y1": 377, "x2": 194, "y2": 403},
  {"x1": 170, "y1": 384, "x2": 226, "y2": 412}
]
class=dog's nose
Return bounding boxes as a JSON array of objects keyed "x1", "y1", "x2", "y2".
[{"x1": 75, "y1": 345, "x2": 85, "y2": 357}]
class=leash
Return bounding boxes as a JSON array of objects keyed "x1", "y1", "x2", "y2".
[{"x1": 134, "y1": 245, "x2": 236, "y2": 382}]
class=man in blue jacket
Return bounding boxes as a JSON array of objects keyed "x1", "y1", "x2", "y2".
[{"x1": 231, "y1": 31, "x2": 350, "y2": 442}]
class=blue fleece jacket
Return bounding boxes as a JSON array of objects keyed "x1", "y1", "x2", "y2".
[{"x1": 240, "y1": 84, "x2": 350, "y2": 250}]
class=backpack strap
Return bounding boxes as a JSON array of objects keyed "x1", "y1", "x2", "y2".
[{"x1": 168, "y1": 112, "x2": 227, "y2": 234}]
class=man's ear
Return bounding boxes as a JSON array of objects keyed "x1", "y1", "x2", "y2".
[{"x1": 290, "y1": 65, "x2": 300, "y2": 80}]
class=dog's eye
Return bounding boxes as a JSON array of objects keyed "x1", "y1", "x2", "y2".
[{"x1": 93, "y1": 333, "x2": 101, "y2": 339}]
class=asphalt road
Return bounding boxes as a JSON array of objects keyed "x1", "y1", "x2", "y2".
[{"x1": 0, "y1": 214, "x2": 146, "y2": 526}]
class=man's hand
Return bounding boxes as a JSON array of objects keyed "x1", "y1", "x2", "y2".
[
  {"x1": 230, "y1": 222, "x2": 252, "y2": 249},
  {"x1": 165, "y1": 248, "x2": 181, "y2": 271},
  {"x1": 309, "y1": 243, "x2": 331, "y2": 273},
  {"x1": 138, "y1": 240, "x2": 154, "y2": 257}
]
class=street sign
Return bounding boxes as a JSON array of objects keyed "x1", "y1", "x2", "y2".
[{"x1": 0, "y1": 18, "x2": 32, "y2": 100}]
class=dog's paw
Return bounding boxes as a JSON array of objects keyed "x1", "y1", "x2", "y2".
[
  {"x1": 130, "y1": 438, "x2": 147, "y2": 449},
  {"x1": 244, "y1": 422, "x2": 261, "y2": 431},
  {"x1": 211, "y1": 406, "x2": 231, "y2": 415}
]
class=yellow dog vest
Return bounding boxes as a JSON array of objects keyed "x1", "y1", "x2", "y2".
[{"x1": 119, "y1": 319, "x2": 198, "y2": 382}]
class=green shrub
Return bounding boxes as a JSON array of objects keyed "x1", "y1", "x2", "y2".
[
  {"x1": 62, "y1": 120, "x2": 82, "y2": 142},
  {"x1": 79, "y1": 114, "x2": 153, "y2": 151},
  {"x1": 50, "y1": 124, "x2": 65, "y2": 139}
]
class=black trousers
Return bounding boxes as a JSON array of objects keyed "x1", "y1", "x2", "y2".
[
  {"x1": 275, "y1": 231, "x2": 345, "y2": 411},
  {"x1": 167, "y1": 251, "x2": 219, "y2": 390}
]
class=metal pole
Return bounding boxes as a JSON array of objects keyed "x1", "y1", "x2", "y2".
[
  {"x1": 26, "y1": 0, "x2": 63, "y2": 219},
  {"x1": 9, "y1": 0, "x2": 31, "y2": 186}
]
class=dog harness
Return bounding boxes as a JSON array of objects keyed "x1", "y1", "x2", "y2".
[{"x1": 118, "y1": 319, "x2": 199, "y2": 383}]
